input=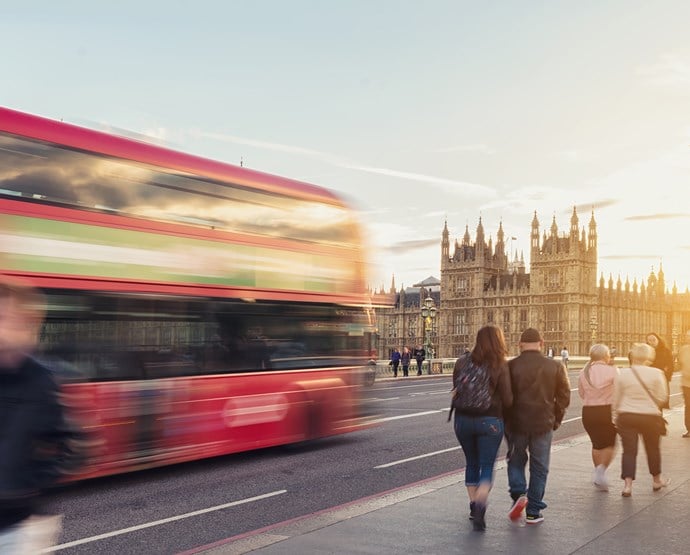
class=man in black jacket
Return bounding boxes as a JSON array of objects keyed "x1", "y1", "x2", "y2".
[
  {"x1": 413, "y1": 345, "x2": 425, "y2": 376},
  {"x1": 0, "y1": 277, "x2": 80, "y2": 551},
  {"x1": 505, "y1": 327, "x2": 570, "y2": 525}
]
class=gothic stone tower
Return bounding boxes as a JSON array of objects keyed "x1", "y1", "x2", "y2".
[
  {"x1": 440, "y1": 217, "x2": 528, "y2": 357},
  {"x1": 439, "y1": 208, "x2": 597, "y2": 357},
  {"x1": 529, "y1": 208, "x2": 598, "y2": 354}
]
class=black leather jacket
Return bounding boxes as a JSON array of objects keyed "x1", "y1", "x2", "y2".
[{"x1": 507, "y1": 350, "x2": 571, "y2": 434}]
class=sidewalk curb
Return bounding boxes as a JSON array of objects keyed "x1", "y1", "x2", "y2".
[{"x1": 184, "y1": 433, "x2": 594, "y2": 555}]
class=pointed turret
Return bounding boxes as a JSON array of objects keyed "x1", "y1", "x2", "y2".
[
  {"x1": 476, "y1": 217, "x2": 485, "y2": 255},
  {"x1": 570, "y1": 206, "x2": 579, "y2": 237},
  {"x1": 588, "y1": 210, "x2": 597, "y2": 252},
  {"x1": 462, "y1": 224, "x2": 471, "y2": 246},
  {"x1": 531, "y1": 211, "x2": 540, "y2": 256},
  {"x1": 658, "y1": 261, "x2": 666, "y2": 295},
  {"x1": 441, "y1": 219, "x2": 450, "y2": 260}
]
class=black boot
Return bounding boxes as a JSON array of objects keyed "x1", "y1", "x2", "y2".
[
  {"x1": 472, "y1": 503, "x2": 486, "y2": 531},
  {"x1": 469, "y1": 501, "x2": 476, "y2": 520}
]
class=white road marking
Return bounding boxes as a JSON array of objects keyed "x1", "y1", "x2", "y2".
[
  {"x1": 45, "y1": 490, "x2": 287, "y2": 552},
  {"x1": 369, "y1": 410, "x2": 446, "y2": 424},
  {"x1": 367, "y1": 397, "x2": 401, "y2": 402},
  {"x1": 562, "y1": 416, "x2": 582, "y2": 424},
  {"x1": 375, "y1": 446, "x2": 462, "y2": 469},
  {"x1": 410, "y1": 391, "x2": 449, "y2": 397}
]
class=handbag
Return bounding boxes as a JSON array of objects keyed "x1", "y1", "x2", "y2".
[{"x1": 630, "y1": 366, "x2": 669, "y2": 436}]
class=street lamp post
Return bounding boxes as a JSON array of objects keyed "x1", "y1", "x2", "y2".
[{"x1": 421, "y1": 296, "x2": 437, "y2": 373}]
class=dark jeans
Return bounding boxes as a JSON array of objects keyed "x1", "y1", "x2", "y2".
[
  {"x1": 402, "y1": 364, "x2": 409, "y2": 377},
  {"x1": 683, "y1": 386, "x2": 690, "y2": 432},
  {"x1": 454, "y1": 415, "x2": 504, "y2": 486},
  {"x1": 416, "y1": 359, "x2": 424, "y2": 375},
  {"x1": 391, "y1": 361, "x2": 399, "y2": 376},
  {"x1": 617, "y1": 412, "x2": 662, "y2": 479},
  {"x1": 506, "y1": 430, "x2": 553, "y2": 516}
]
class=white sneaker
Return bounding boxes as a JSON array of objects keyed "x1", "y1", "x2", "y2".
[{"x1": 594, "y1": 465, "x2": 609, "y2": 491}]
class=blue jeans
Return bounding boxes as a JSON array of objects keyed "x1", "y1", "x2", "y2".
[
  {"x1": 454, "y1": 415, "x2": 504, "y2": 486},
  {"x1": 506, "y1": 430, "x2": 553, "y2": 516}
]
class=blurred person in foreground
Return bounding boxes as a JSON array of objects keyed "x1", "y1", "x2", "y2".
[
  {"x1": 578, "y1": 344, "x2": 619, "y2": 491},
  {"x1": 505, "y1": 328, "x2": 570, "y2": 525},
  {"x1": 614, "y1": 343, "x2": 670, "y2": 497},
  {"x1": 645, "y1": 332, "x2": 674, "y2": 384},
  {"x1": 450, "y1": 325, "x2": 513, "y2": 531},
  {"x1": 0, "y1": 276, "x2": 82, "y2": 552},
  {"x1": 680, "y1": 331, "x2": 690, "y2": 438}
]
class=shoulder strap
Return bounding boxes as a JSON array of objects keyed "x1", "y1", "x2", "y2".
[
  {"x1": 630, "y1": 366, "x2": 664, "y2": 411},
  {"x1": 448, "y1": 354, "x2": 471, "y2": 421},
  {"x1": 583, "y1": 362, "x2": 593, "y2": 388}
]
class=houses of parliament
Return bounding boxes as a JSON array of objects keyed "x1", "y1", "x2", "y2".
[{"x1": 374, "y1": 208, "x2": 690, "y2": 358}]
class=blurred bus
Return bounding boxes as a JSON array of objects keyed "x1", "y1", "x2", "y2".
[{"x1": 0, "y1": 107, "x2": 373, "y2": 479}]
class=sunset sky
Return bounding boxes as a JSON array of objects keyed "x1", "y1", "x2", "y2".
[{"x1": 3, "y1": 1, "x2": 690, "y2": 291}]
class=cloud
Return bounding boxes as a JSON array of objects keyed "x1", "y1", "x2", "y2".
[
  {"x1": 434, "y1": 143, "x2": 496, "y2": 155},
  {"x1": 341, "y1": 163, "x2": 496, "y2": 197},
  {"x1": 636, "y1": 53, "x2": 690, "y2": 89},
  {"x1": 385, "y1": 238, "x2": 439, "y2": 254},
  {"x1": 557, "y1": 149, "x2": 580, "y2": 161},
  {"x1": 192, "y1": 129, "x2": 341, "y2": 162},
  {"x1": 479, "y1": 185, "x2": 562, "y2": 213},
  {"x1": 625, "y1": 213, "x2": 690, "y2": 221},
  {"x1": 599, "y1": 254, "x2": 660, "y2": 260},
  {"x1": 192, "y1": 129, "x2": 497, "y2": 198}
]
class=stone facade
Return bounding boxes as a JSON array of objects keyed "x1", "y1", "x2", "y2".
[
  {"x1": 439, "y1": 208, "x2": 690, "y2": 357},
  {"x1": 370, "y1": 276, "x2": 441, "y2": 360}
]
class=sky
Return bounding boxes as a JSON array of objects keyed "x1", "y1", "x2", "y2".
[{"x1": 2, "y1": 1, "x2": 690, "y2": 292}]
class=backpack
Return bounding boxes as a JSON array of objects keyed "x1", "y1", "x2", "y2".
[{"x1": 448, "y1": 355, "x2": 493, "y2": 420}]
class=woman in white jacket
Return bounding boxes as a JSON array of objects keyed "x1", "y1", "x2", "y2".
[{"x1": 613, "y1": 343, "x2": 670, "y2": 497}]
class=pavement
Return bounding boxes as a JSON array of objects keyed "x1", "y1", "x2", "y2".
[{"x1": 187, "y1": 404, "x2": 690, "y2": 555}]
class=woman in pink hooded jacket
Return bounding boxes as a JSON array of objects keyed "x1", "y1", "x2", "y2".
[{"x1": 578, "y1": 344, "x2": 619, "y2": 491}]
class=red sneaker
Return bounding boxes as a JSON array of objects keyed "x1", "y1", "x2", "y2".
[{"x1": 508, "y1": 495, "x2": 528, "y2": 521}]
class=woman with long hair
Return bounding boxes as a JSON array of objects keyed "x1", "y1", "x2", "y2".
[
  {"x1": 614, "y1": 343, "x2": 670, "y2": 497},
  {"x1": 451, "y1": 324, "x2": 513, "y2": 531},
  {"x1": 645, "y1": 332, "x2": 674, "y2": 383}
]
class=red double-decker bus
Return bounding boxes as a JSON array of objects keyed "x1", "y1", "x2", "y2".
[{"x1": 0, "y1": 107, "x2": 374, "y2": 479}]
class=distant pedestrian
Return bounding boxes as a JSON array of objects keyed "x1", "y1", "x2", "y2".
[
  {"x1": 389, "y1": 348, "x2": 401, "y2": 377},
  {"x1": 450, "y1": 325, "x2": 513, "y2": 531},
  {"x1": 680, "y1": 332, "x2": 690, "y2": 438},
  {"x1": 547, "y1": 347, "x2": 554, "y2": 359},
  {"x1": 560, "y1": 346, "x2": 569, "y2": 369},
  {"x1": 0, "y1": 277, "x2": 83, "y2": 552},
  {"x1": 645, "y1": 332, "x2": 674, "y2": 384},
  {"x1": 578, "y1": 344, "x2": 619, "y2": 491},
  {"x1": 401, "y1": 346, "x2": 411, "y2": 377},
  {"x1": 505, "y1": 328, "x2": 570, "y2": 525},
  {"x1": 614, "y1": 343, "x2": 670, "y2": 497},
  {"x1": 414, "y1": 345, "x2": 426, "y2": 376}
]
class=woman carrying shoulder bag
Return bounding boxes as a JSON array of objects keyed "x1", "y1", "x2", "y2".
[
  {"x1": 451, "y1": 324, "x2": 513, "y2": 531},
  {"x1": 613, "y1": 343, "x2": 670, "y2": 497}
]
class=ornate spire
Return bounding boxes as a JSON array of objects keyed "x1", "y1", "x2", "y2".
[
  {"x1": 550, "y1": 215, "x2": 558, "y2": 237},
  {"x1": 463, "y1": 224, "x2": 471, "y2": 246}
]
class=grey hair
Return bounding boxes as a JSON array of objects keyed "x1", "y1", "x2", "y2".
[
  {"x1": 589, "y1": 344, "x2": 610, "y2": 362},
  {"x1": 629, "y1": 342, "x2": 655, "y2": 365}
]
